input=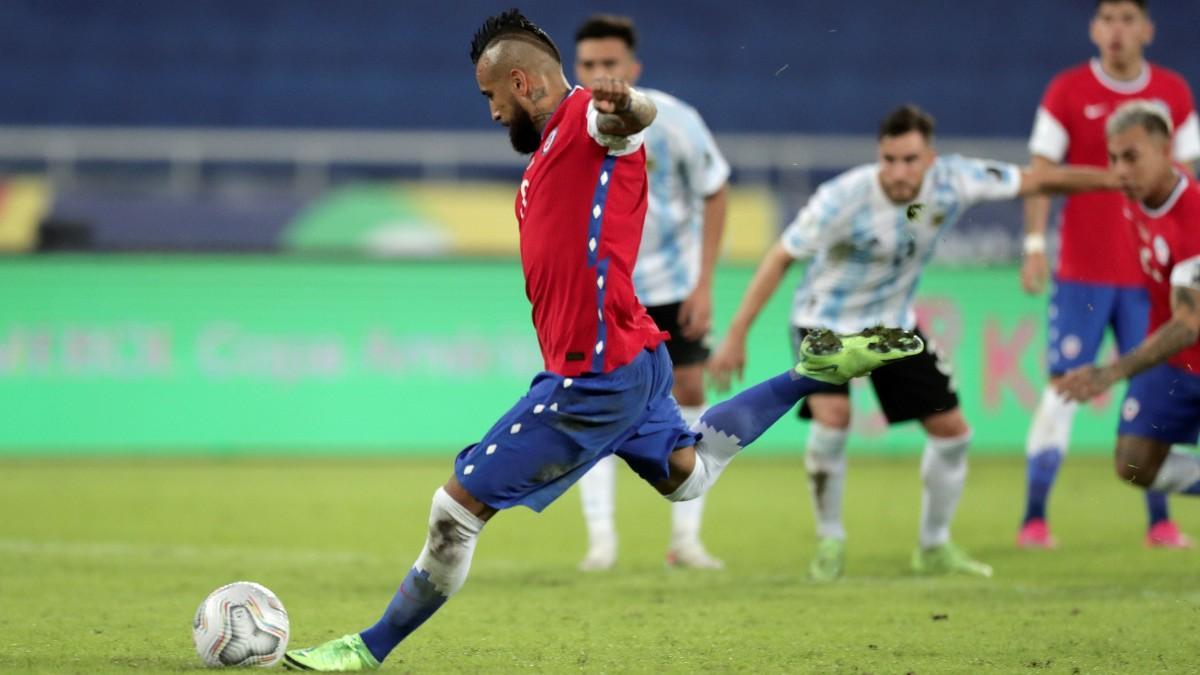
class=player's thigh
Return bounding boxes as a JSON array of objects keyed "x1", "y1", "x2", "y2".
[
  {"x1": 1047, "y1": 280, "x2": 1119, "y2": 376},
  {"x1": 453, "y1": 355, "x2": 662, "y2": 513},
  {"x1": 1112, "y1": 285, "x2": 1151, "y2": 356},
  {"x1": 869, "y1": 327, "x2": 959, "y2": 425}
]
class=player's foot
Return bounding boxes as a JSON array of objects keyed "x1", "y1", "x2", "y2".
[
  {"x1": 1016, "y1": 518, "x2": 1057, "y2": 549},
  {"x1": 578, "y1": 544, "x2": 617, "y2": 571},
  {"x1": 808, "y1": 536, "x2": 846, "y2": 582},
  {"x1": 796, "y1": 327, "x2": 924, "y2": 385},
  {"x1": 911, "y1": 542, "x2": 993, "y2": 578},
  {"x1": 282, "y1": 634, "x2": 380, "y2": 672},
  {"x1": 666, "y1": 542, "x2": 725, "y2": 570},
  {"x1": 1146, "y1": 520, "x2": 1194, "y2": 549}
]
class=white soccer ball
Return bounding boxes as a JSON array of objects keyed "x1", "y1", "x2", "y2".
[{"x1": 192, "y1": 581, "x2": 289, "y2": 667}]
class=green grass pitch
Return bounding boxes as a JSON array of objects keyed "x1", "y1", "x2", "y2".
[{"x1": 2, "y1": 454, "x2": 1199, "y2": 674}]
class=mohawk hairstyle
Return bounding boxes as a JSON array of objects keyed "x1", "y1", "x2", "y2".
[{"x1": 470, "y1": 8, "x2": 562, "y2": 65}]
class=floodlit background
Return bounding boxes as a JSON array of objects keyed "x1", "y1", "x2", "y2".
[
  {"x1": 4, "y1": 1, "x2": 1196, "y2": 454},
  {"x1": 4, "y1": 3, "x2": 1200, "y2": 674}
]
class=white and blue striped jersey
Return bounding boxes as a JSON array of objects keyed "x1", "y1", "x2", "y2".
[
  {"x1": 632, "y1": 88, "x2": 731, "y2": 307},
  {"x1": 781, "y1": 155, "x2": 1021, "y2": 333}
]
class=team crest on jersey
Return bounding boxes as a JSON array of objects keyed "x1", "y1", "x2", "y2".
[
  {"x1": 541, "y1": 128, "x2": 558, "y2": 155},
  {"x1": 905, "y1": 203, "x2": 924, "y2": 222}
]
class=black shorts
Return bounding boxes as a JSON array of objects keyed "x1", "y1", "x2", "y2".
[
  {"x1": 645, "y1": 302, "x2": 711, "y2": 367},
  {"x1": 790, "y1": 326, "x2": 959, "y2": 424}
]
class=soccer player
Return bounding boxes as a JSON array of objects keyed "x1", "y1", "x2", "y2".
[
  {"x1": 572, "y1": 13, "x2": 730, "y2": 571},
  {"x1": 1017, "y1": 0, "x2": 1200, "y2": 549},
  {"x1": 709, "y1": 105, "x2": 1119, "y2": 582},
  {"x1": 281, "y1": 11, "x2": 921, "y2": 671},
  {"x1": 1057, "y1": 101, "x2": 1200, "y2": 509}
]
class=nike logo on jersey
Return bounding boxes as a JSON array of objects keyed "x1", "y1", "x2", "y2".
[{"x1": 1083, "y1": 103, "x2": 1109, "y2": 120}]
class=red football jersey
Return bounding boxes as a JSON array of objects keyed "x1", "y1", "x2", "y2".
[
  {"x1": 515, "y1": 87, "x2": 666, "y2": 376},
  {"x1": 1030, "y1": 59, "x2": 1200, "y2": 285},
  {"x1": 1128, "y1": 173, "x2": 1200, "y2": 373}
]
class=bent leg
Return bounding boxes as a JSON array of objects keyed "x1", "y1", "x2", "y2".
[{"x1": 656, "y1": 369, "x2": 835, "y2": 498}]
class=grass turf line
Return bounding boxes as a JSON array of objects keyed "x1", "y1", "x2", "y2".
[{"x1": 1, "y1": 455, "x2": 1198, "y2": 673}]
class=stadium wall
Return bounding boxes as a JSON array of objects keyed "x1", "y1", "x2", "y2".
[
  {"x1": 0, "y1": 256, "x2": 1124, "y2": 456},
  {"x1": 2, "y1": 1, "x2": 1197, "y2": 135}
]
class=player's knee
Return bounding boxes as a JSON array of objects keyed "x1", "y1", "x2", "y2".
[
  {"x1": 809, "y1": 396, "x2": 851, "y2": 429},
  {"x1": 1114, "y1": 440, "x2": 1157, "y2": 488},
  {"x1": 671, "y1": 366, "x2": 706, "y2": 407},
  {"x1": 664, "y1": 453, "x2": 709, "y2": 502},
  {"x1": 426, "y1": 487, "x2": 485, "y2": 564},
  {"x1": 921, "y1": 409, "x2": 969, "y2": 439}
]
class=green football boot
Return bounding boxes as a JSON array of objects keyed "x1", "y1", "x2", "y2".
[
  {"x1": 808, "y1": 536, "x2": 846, "y2": 582},
  {"x1": 282, "y1": 633, "x2": 381, "y2": 672},
  {"x1": 911, "y1": 542, "x2": 994, "y2": 578},
  {"x1": 796, "y1": 327, "x2": 924, "y2": 385}
]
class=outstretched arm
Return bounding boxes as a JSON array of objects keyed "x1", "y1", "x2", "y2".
[
  {"x1": 591, "y1": 77, "x2": 656, "y2": 137},
  {"x1": 708, "y1": 242, "x2": 794, "y2": 391},
  {"x1": 1016, "y1": 162, "x2": 1119, "y2": 197},
  {"x1": 1057, "y1": 285, "x2": 1200, "y2": 401}
]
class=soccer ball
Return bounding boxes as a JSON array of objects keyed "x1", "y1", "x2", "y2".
[{"x1": 192, "y1": 581, "x2": 289, "y2": 667}]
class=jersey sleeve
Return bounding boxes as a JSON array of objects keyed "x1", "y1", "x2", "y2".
[
  {"x1": 586, "y1": 99, "x2": 646, "y2": 157},
  {"x1": 1170, "y1": 254, "x2": 1200, "y2": 290},
  {"x1": 1168, "y1": 76, "x2": 1200, "y2": 163},
  {"x1": 1029, "y1": 76, "x2": 1071, "y2": 162},
  {"x1": 682, "y1": 108, "x2": 731, "y2": 197},
  {"x1": 945, "y1": 155, "x2": 1022, "y2": 206},
  {"x1": 779, "y1": 172, "x2": 856, "y2": 260}
]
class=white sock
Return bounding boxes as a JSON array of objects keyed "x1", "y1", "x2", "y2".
[
  {"x1": 1026, "y1": 388, "x2": 1077, "y2": 458},
  {"x1": 1150, "y1": 446, "x2": 1200, "y2": 493},
  {"x1": 919, "y1": 431, "x2": 972, "y2": 549},
  {"x1": 414, "y1": 488, "x2": 485, "y2": 596},
  {"x1": 578, "y1": 454, "x2": 617, "y2": 551},
  {"x1": 666, "y1": 417, "x2": 742, "y2": 502},
  {"x1": 670, "y1": 406, "x2": 707, "y2": 548},
  {"x1": 805, "y1": 422, "x2": 849, "y2": 540}
]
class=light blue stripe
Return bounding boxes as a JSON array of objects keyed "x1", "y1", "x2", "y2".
[{"x1": 818, "y1": 204, "x2": 873, "y2": 327}]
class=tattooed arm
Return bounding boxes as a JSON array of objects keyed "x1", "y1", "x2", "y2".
[
  {"x1": 590, "y1": 77, "x2": 656, "y2": 137},
  {"x1": 1057, "y1": 286, "x2": 1200, "y2": 401}
]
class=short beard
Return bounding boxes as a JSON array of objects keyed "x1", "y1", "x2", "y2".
[{"x1": 508, "y1": 106, "x2": 542, "y2": 154}]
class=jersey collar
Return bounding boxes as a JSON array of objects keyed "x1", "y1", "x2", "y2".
[
  {"x1": 1139, "y1": 170, "x2": 1189, "y2": 218},
  {"x1": 1090, "y1": 57, "x2": 1151, "y2": 95}
]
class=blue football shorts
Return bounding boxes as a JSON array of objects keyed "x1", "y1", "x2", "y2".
[
  {"x1": 1047, "y1": 279, "x2": 1149, "y2": 376},
  {"x1": 453, "y1": 344, "x2": 699, "y2": 511},
  {"x1": 1117, "y1": 363, "x2": 1200, "y2": 445}
]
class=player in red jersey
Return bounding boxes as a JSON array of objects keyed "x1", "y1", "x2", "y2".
[
  {"x1": 280, "y1": 10, "x2": 922, "y2": 671},
  {"x1": 1058, "y1": 101, "x2": 1200, "y2": 509},
  {"x1": 1018, "y1": 0, "x2": 1200, "y2": 549}
]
